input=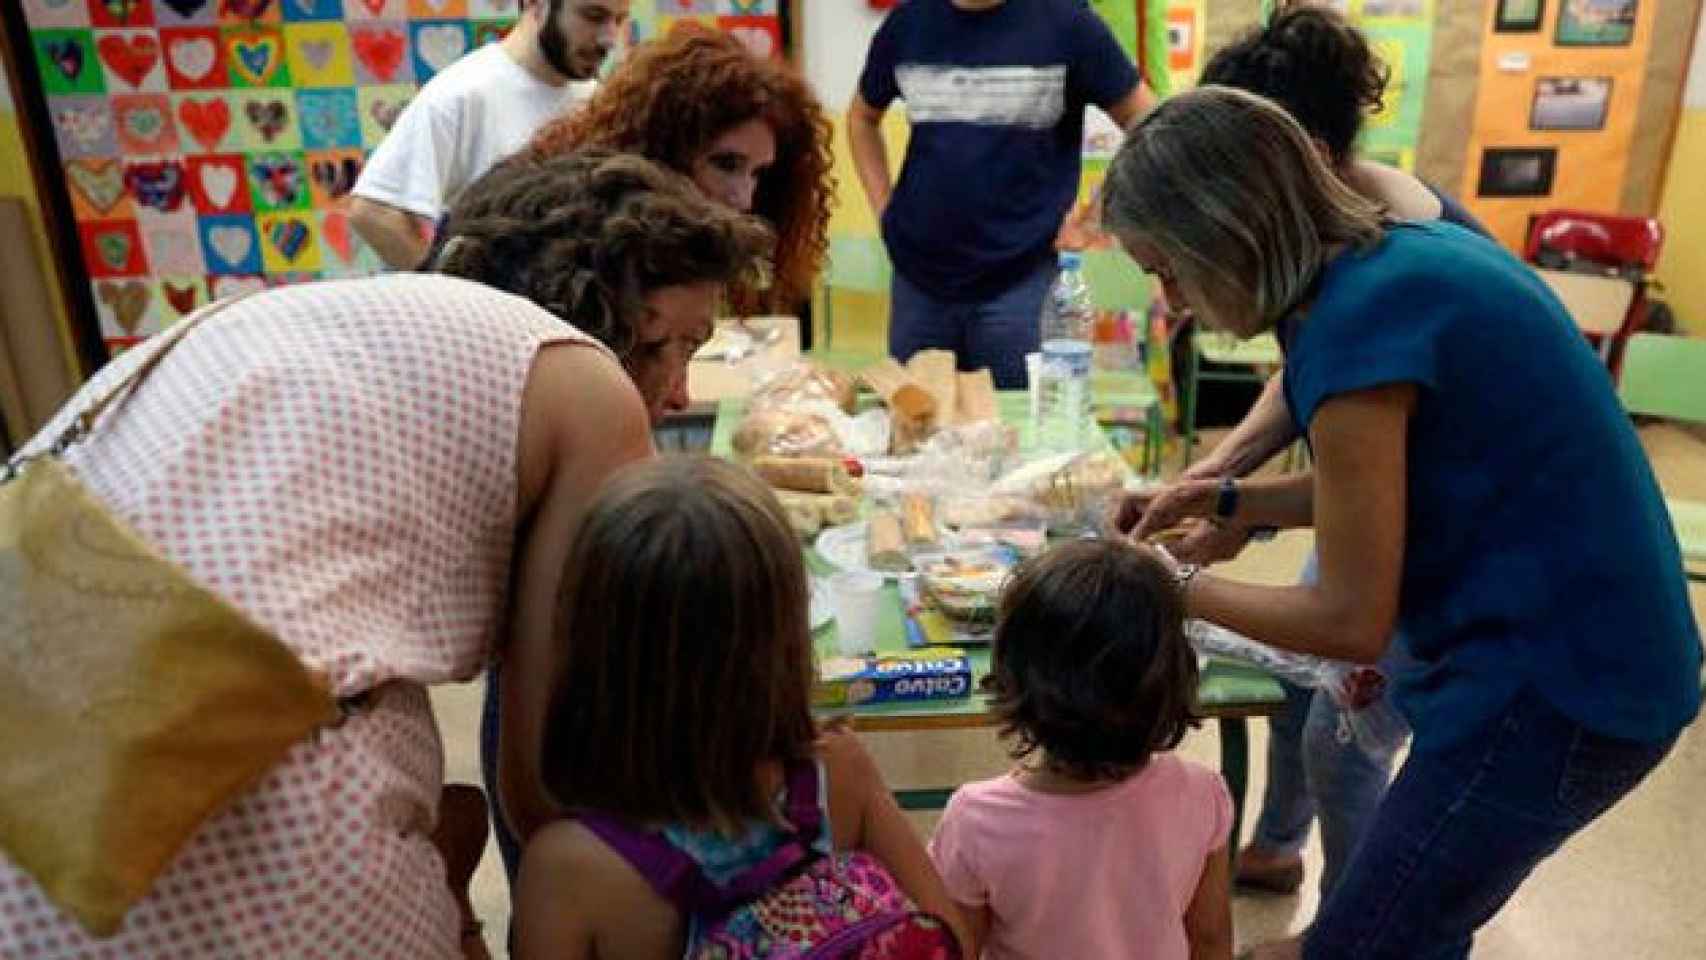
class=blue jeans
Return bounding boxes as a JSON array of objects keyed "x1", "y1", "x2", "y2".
[
  {"x1": 888, "y1": 258, "x2": 1055, "y2": 390},
  {"x1": 1250, "y1": 552, "x2": 1407, "y2": 899},
  {"x1": 1305, "y1": 687, "x2": 1677, "y2": 959},
  {"x1": 479, "y1": 666, "x2": 523, "y2": 884}
]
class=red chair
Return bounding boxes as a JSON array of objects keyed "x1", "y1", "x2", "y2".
[{"x1": 1523, "y1": 210, "x2": 1665, "y2": 379}]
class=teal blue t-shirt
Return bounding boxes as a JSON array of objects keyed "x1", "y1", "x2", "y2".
[{"x1": 1284, "y1": 222, "x2": 1701, "y2": 751}]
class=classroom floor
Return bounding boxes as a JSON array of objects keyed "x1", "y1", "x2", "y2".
[{"x1": 434, "y1": 418, "x2": 1706, "y2": 959}]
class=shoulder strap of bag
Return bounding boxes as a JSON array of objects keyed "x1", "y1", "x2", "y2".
[
  {"x1": 576, "y1": 758, "x2": 826, "y2": 922},
  {"x1": 46, "y1": 293, "x2": 253, "y2": 458}
]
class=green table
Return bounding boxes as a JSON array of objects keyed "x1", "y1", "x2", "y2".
[{"x1": 710, "y1": 394, "x2": 1286, "y2": 851}]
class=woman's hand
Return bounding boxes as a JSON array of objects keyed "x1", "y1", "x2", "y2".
[
  {"x1": 1113, "y1": 477, "x2": 1221, "y2": 542},
  {"x1": 1161, "y1": 518, "x2": 1258, "y2": 566}
]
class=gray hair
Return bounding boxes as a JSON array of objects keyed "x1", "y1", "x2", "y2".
[{"x1": 1101, "y1": 85, "x2": 1384, "y2": 331}]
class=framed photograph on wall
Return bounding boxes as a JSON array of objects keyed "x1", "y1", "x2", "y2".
[
  {"x1": 1477, "y1": 147, "x2": 1558, "y2": 197},
  {"x1": 1530, "y1": 77, "x2": 1613, "y2": 131},
  {"x1": 1556, "y1": 0, "x2": 1637, "y2": 46},
  {"x1": 1495, "y1": 0, "x2": 1546, "y2": 32}
]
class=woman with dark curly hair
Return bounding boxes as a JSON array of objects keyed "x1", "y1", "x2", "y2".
[
  {"x1": 0, "y1": 149, "x2": 769, "y2": 959},
  {"x1": 523, "y1": 22, "x2": 833, "y2": 316}
]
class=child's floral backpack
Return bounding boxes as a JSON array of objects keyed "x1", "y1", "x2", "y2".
[{"x1": 576, "y1": 761, "x2": 962, "y2": 959}]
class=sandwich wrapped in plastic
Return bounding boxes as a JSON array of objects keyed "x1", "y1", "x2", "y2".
[
  {"x1": 1186, "y1": 620, "x2": 1410, "y2": 753},
  {"x1": 732, "y1": 407, "x2": 844, "y2": 460},
  {"x1": 749, "y1": 360, "x2": 859, "y2": 415},
  {"x1": 990, "y1": 451, "x2": 1128, "y2": 533}
]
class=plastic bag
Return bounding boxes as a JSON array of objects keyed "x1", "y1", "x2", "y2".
[
  {"x1": 1186, "y1": 620, "x2": 1409, "y2": 754},
  {"x1": 732, "y1": 407, "x2": 843, "y2": 460},
  {"x1": 990, "y1": 451, "x2": 1128, "y2": 534},
  {"x1": 903, "y1": 422, "x2": 1022, "y2": 496},
  {"x1": 749, "y1": 360, "x2": 858, "y2": 414}
]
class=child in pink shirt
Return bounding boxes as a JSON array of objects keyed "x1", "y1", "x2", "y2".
[{"x1": 928, "y1": 540, "x2": 1234, "y2": 959}]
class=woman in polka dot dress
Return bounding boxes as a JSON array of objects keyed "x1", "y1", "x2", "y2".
[{"x1": 0, "y1": 150, "x2": 771, "y2": 960}]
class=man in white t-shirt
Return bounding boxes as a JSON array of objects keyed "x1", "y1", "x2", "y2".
[{"x1": 350, "y1": 0, "x2": 630, "y2": 269}]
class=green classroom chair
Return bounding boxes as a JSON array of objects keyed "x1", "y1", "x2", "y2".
[{"x1": 1617, "y1": 333, "x2": 1706, "y2": 583}]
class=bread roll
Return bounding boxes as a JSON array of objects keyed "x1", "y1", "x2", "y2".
[
  {"x1": 732, "y1": 408, "x2": 840, "y2": 460},
  {"x1": 900, "y1": 493, "x2": 938, "y2": 548},
  {"x1": 752, "y1": 456, "x2": 861, "y2": 496},
  {"x1": 866, "y1": 511, "x2": 909, "y2": 572}
]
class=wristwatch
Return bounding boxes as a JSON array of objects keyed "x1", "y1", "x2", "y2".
[
  {"x1": 1216, "y1": 476, "x2": 1278, "y2": 541},
  {"x1": 1214, "y1": 476, "x2": 1239, "y2": 520}
]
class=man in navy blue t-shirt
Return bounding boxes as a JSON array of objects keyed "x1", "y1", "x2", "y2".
[{"x1": 849, "y1": 0, "x2": 1153, "y2": 388}]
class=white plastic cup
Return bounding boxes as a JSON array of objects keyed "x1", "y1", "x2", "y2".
[{"x1": 828, "y1": 571, "x2": 885, "y2": 656}]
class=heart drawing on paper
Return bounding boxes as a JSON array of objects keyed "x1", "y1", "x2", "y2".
[
  {"x1": 301, "y1": 96, "x2": 356, "y2": 146},
  {"x1": 126, "y1": 161, "x2": 187, "y2": 213},
  {"x1": 245, "y1": 99, "x2": 288, "y2": 142},
  {"x1": 54, "y1": 104, "x2": 111, "y2": 151},
  {"x1": 369, "y1": 97, "x2": 404, "y2": 132},
  {"x1": 357, "y1": 0, "x2": 388, "y2": 14},
  {"x1": 199, "y1": 162, "x2": 240, "y2": 209},
  {"x1": 267, "y1": 217, "x2": 310, "y2": 262},
  {"x1": 221, "y1": 0, "x2": 275, "y2": 17},
  {"x1": 415, "y1": 25, "x2": 466, "y2": 73},
  {"x1": 728, "y1": 26, "x2": 774, "y2": 59},
  {"x1": 162, "y1": 281, "x2": 200, "y2": 314},
  {"x1": 117, "y1": 101, "x2": 168, "y2": 143},
  {"x1": 232, "y1": 37, "x2": 280, "y2": 85},
  {"x1": 321, "y1": 210, "x2": 354, "y2": 263},
  {"x1": 251, "y1": 156, "x2": 303, "y2": 207},
  {"x1": 352, "y1": 28, "x2": 405, "y2": 80},
  {"x1": 95, "y1": 230, "x2": 133, "y2": 270},
  {"x1": 178, "y1": 97, "x2": 230, "y2": 150},
  {"x1": 45, "y1": 39, "x2": 85, "y2": 81},
  {"x1": 97, "y1": 280, "x2": 151, "y2": 334},
  {"x1": 301, "y1": 39, "x2": 334, "y2": 72},
  {"x1": 97, "y1": 33, "x2": 160, "y2": 88},
  {"x1": 208, "y1": 225, "x2": 253, "y2": 268},
  {"x1": 67, "y1": 159, "x2": 125, "y2": 213},
  {"x1": 167, "y1": 36, "x2": 217, "y2": 82},
  {"x1": 101, "y1": 0, "x2": 143, "y2": 25},
  {"x1": 310, "y1": 155, "x2": 361, "y2": 198}
]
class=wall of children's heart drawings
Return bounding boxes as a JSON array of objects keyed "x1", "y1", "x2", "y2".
[{"x1": 17, "y1": 0, "x2": 784, "y2": 356}]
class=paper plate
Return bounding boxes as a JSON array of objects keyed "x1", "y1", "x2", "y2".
[{"x1": 814, "y1": 521, "x2": 916, "y2": 579}]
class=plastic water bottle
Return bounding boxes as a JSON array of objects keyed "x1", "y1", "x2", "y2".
[{"x1": 1035, "y1": 252, "x2": 1095, "y2": 451}]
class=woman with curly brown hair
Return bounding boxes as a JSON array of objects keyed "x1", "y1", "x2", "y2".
[
  {"x1": 523, "y1": 22, "x2": 833, "y2": 317},
  {"x1": 0, "y1": 149, "x2": 770, "y2": 959}
]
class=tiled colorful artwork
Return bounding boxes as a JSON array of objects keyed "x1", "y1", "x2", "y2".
[{"x1": 23, "y1": 0, "x2": 783, "y2": 354}]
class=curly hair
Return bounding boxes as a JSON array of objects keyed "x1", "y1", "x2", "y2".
[
  {"x1": 524, "y1": 23, "x2": 832, "y2": 314},
  {"x1": 988, "y1": 541, "x2": 1199, "y2": 783},
  {"x1": 1200, "y1": 2, "x2": 1388, "y2": 164},
  {"x1": 434, "y1": 149, "x2": 772, "y2": 360}
]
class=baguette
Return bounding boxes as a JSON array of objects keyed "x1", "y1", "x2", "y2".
[
  {"x1": 752, "y1": 456, "x2": 861, "y2": 496},
  {"x1": 955, "y1": 369, "x2": 998, "y2": 424},
  {"x1": 899, "y1": 492, "x2": 939, "y2": 548},
  {"x1": 866, "y1": 511, "x2": 910, "y2": 572},
  {"x1": 906, "y1": 350, "x2": 957, "y2": 428}
]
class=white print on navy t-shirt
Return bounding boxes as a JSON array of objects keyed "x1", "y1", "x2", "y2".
[{"x1": 896, "y1": 64, "x2": 1066, "y2": 129}]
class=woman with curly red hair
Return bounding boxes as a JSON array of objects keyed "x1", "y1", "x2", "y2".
[{"x1": 524, "y1": 22, "x2": 833, "y2": 316}]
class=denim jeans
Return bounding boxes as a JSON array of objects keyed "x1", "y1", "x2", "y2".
[
  {"x1": 1303, "y1": 687, "x2": 1677, "y2": 959},
  {"x1": 479, "y1": 666, "x2": 523, "y2": 884},
  {"x1": 887, "y1": 258, "x2": 1056, "y2": 390},
  {"x1": 1249, "y1": 551, "x2": 1408, "y2": 899}
]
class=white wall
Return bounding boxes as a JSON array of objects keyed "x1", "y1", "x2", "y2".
[
  {"x1": 1686, "y1": 5, "x2": 1706, "y2": 109},
  {"x1": 798, "y1": 0, "x2": 891, "y2": 111}
]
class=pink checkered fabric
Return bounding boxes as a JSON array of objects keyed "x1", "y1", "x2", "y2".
[{"x1": 1, "y1": 274, "x2": 592, "y2": 958}]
